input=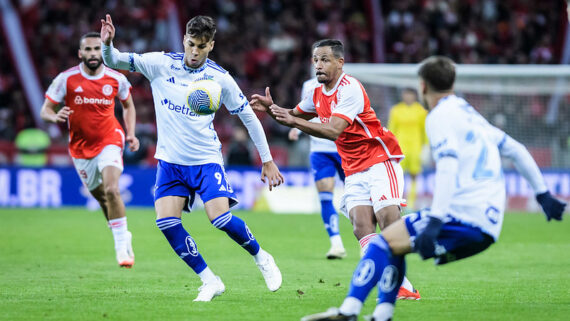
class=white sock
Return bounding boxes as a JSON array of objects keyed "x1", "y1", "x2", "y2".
[
  {"x1": 253, "y1": 248, "x2": 266, "y2": 264},
  {"x1": 330, "y1": 235, "x2": 344, "y2": 248},
  {"x1": 373, "y1": 302, "x2": 394, "y2": 321},
  {"x1": 401, "y1": 276, "x2": 414, "y2": 292},
  {"x1": 108, "y1": 217, "x2": 128, "y2": 252},
  {"x1": 198, "y1": 267, "x2": 217, "y2": 284},
  {"x1": 339, "y1": 296, "x2": 362, "y2": 316}
]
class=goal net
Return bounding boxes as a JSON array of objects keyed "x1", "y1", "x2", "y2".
[{"x1": 344, "y1": 63, "x2": 570, "y2": 210}]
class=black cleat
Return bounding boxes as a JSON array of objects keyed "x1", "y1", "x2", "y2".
[{"x1": 301, "y1": 308, "x2": 357, "y2": 321}]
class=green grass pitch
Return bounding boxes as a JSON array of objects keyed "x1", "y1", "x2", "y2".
[{"x1": 1, "y1": 208, "x2": 569, "y2": 321}]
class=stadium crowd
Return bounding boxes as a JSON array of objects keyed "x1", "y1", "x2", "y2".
[{"x1": 0, "y1": 0, "x2": 568, "y2": 167}]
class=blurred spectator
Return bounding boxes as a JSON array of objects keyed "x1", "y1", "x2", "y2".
[
  {"x1": 226, "y1": 126, "x2": 253, "y2": 166},
  {"x1": 14, "y1": 128, "x2": 50, "y2": 167},
  {"x1": 1, "y1": 0, "x2": 567, "y2": 167}
]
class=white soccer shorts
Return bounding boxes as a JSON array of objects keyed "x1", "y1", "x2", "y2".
[
  {"x1": 72, "y1": 145, "x2": 124, "y2": 191},
  {"x1": 340, "y1": 159, "x2": 405, "y2": 217}
]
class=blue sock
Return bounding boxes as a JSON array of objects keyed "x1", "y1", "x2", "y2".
[
  {"x1": 211, "y1": 211, "x2": 260, "y2": 255},
  {"x1": 319, "y1": 192, "x2": 339, "y2": 237},
  {"x1": 156, "y1": 217, "x2": 207, "y2": 274},
  {"x1": 347, "y1": 235, "x2": 405, "y2": 304}
]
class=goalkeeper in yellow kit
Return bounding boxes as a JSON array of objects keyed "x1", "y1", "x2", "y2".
[{"x1": 388, "y1": 88, "x2": 428, "y2": 210}]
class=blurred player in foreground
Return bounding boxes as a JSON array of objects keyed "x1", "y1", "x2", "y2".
[
  {"x1": 251, "y1": 39, "x2": 419, "y2": 300},
  {"x1": 40, "y1": 32, "x2": 138, "y2": 268},
  {"x1": 301, "y1": 56, "x2": 566, "y2": 321},
  {"x1": 388, "y1": 88, "x2": 428, "y2": 210},
  {"x1": 101, "y1": 14, "x2": 284, "y2": 301},
  {"x1": 289, "y1": 78, "x2": 346, "y2": 259}
]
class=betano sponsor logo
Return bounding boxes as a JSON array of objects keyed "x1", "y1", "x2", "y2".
[
  {"x1": 160, "y1": 98, "x2": 200, "y2": 117},
  {"x1": 74, "y1": 96, "x2": 113, "y2": 105}
]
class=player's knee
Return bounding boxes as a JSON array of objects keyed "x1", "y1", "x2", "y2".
[
  {"x1": 103, "y1": 185, "x2": 121, "y2": 200},
  {"x1": 375, "y1": 206, "x2": 401, "y2": 230},
  {"x1": 352, "y1": 223, "x2": 375, "y2": 240}
]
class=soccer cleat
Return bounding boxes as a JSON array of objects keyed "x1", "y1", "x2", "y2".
[
  {"x1": 193, "y1": 276, "x2": 225, "y2": 302},
  {"x1": 255, "y1": 249, "x2": 282, "y2": 292},
  {"x1": 117, "y1": 231, "x2": 135, "y2": 268},
  {"x1": 396, "y1": 287, "x2": 421, "y2": 300},
  {"x1": 326, "y1": 246, "x2": 347, "y2": 259},
  {"x1": 300, "y1": 307, "x2": 357, "y2": 321}
]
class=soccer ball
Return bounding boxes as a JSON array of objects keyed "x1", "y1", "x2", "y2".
[{"x1": 186, "y1": 79, "x2": 222, "y2": 115}]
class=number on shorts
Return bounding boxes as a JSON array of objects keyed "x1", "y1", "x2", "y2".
[{"x1": 215, "y1": 172, "x2": 223, "y2": 185}]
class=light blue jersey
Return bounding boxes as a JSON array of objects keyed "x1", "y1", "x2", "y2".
[
  {"x1": 102, "y1": 45, "x2": 272, "y2": 166},
  {"x1": 426, "y1": 95, "x2": 506, "y2": 240}
]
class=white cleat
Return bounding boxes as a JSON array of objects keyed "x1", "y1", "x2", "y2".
[
  {"x1": 255, "y1": 249, "x2": 282, "y2": 292},
  {"x1": 326, "y1": 246, "x2": 347, "y2": 260},
  {"x1": 193, "y1": 276, "x2": 225, "y2": 302},
  {"x1": 116, "y1": 231, "x2": 135, "y2": 268}
]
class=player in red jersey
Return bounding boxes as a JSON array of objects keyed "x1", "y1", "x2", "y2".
[
  {"x1": 40, "y1": 32, "x2": 139, "y2": 268},
  {"x1": 251, "y1": 39, "x2": 419, "y2": 300}
]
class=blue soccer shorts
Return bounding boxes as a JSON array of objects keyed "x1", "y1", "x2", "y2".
[
  {"x1": 154, "y1": 160, "x2": 238, "y2": 211},
  {"x1": 403, "y1": 210, "x2": 495, "y2": 265},
  {"x1": 310, "y1": 152, "x2": 345, "y2": 182}
]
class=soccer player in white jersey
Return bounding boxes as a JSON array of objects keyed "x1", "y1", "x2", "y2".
[
  {"x1": 301, "y1": 56, "x2": 566, "y2": 321},
  {"x1": 100, "y1": 14, "x2": 284, "y2": 301},
  {"x1": 289, "y1": 78, "x2": 346, "y2": 259}
]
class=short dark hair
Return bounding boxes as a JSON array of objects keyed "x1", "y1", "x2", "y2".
[
  {"x1": 417, "y1": 56, "x2": 456, "y2": 92},
  {"x1": 186, "y1": 16, "x2": 216, "y2": 41},
  {"x1": 312, "y1": 39, "x2": 344, "y2": 59},
  {"x1": 79, "y1": 32, "x2": 100, "y2": 48}
]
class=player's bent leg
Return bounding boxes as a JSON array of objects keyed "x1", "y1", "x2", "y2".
[
  {"x1": 302, "y1": 233, "x2": 408, "y2": 321},
  {"x1": 100, "y1": 166, "x2": 134, "y2": 267},
  {"x1": 205, "y1": 197, "x2": 282, "y2": 292},
  {"x1": 89, "y1": 184, "x2": 110, "y2": 220},
  {"x1": 156, "y1": 196, "x2": 223, "y2": 300},
  {"x1": 316, "y1": 177, "x2": 346, "y2": 259},
  {"x1": 101, "y1": 166, "x2": 125, "y2": 220}
]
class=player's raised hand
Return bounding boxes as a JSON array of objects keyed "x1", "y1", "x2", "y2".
[
  {"x1": 261, "y1": 160, "x2": 285, "y2": 191},
  {"x1": 54, "y1": 106, "x2": 73, "y2": 123},
  {"x1": 250, "y1": 87, "x2": 274, "y2": 112},
  {"x1": 126, "y1": 135, "x2": 140, "y2": 152},
  {"x1": 100, "y1": 14, "x2": 115, "y2": 45},
  {"x1": 536, "y1": 191, "x2": 566, "y2": 221},
  {"x1": 270, "y1": 104, "x2": 295, "y2": 127}
]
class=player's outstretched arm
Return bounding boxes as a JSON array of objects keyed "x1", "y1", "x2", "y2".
[
  {"x1": 40, "y1": 99, "x2": 73, "y2": 123},
  {"x1": 100, "y1": 14, "x2": 134, "y2": 71},
  {"x1": 499, "y1": 134, "x2": 566, "y2": 221},
  {"x1": 236, "y1": 104, "x2": 284, "y2": 190},
  {"x1": 121, "y1": 95, "x2": 139, "y2": 152}
]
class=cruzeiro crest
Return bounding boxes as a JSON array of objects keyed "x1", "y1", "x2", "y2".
[
  {"x1": 352, "y1": 259, "x2": 375, "y2": 287},
  {"x1": 179, "y1": 236, "x2": 199, "y2": 258},
  {"x1": 379, "y1": 265, "x2": 399, "y2": 292}
]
